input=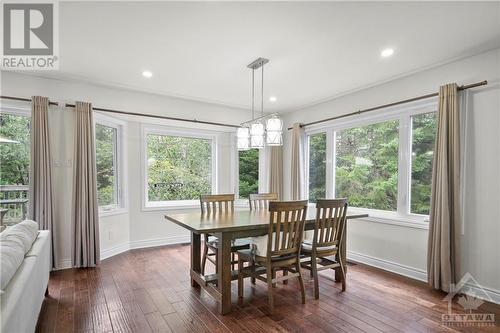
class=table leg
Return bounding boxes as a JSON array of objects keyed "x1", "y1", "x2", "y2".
[
  {"x1": 216, "y1": 232, "x2": 232, "y2": 314},
  {"x1": 191, "y1": 232, "x2": 201, "y2": 287}
]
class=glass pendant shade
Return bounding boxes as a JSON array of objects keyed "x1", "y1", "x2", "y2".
[
  {"x1": 250, "y1": 134, "x2": 265, "y2": 148},
  {"x1": 266, "y1": 117, "x2": 283, "y2": 132},
  {"x1": 237, "y1": 127, "x2": 250, "y2": 150},
  {"x1": 250, "y1": 122, "x2": 264, "y2": 136},
  {"x1": 266, "y1": 130, "x2": 282, "y2": 146}
]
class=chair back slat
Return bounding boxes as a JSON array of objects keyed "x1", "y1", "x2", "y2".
[
  {"x1": 312, "y1": 199, "x2": 348, "y2": 249},
  {"x1": 200, "y1": 194, "x2": 235, "y2": 214},
  {"x1": 266, "y1": 200, "x2": 308, "y2": 259},
  {"x1": 249, "y1": 193, "x2": 278, "y2": 210}
]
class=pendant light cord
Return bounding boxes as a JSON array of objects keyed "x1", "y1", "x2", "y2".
[
  {"x1": 261, "y1": 63, "x2": 264, "y2": 117},
  {"x1": 251, "y1": 68, "x2": 255, "y2": 121}
]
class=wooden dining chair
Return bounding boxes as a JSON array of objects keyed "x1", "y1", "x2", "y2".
[
  {"x1": 300, "y1": 198, "x2": 348, "y2": 299},
  {"x1": 249, "y1": 193, "x2": 278, "y2": 210},
  {"x1": 200, "y1": 194, "x2": 250, "y2": 275},
  {"x1": 237, "y1": 200, "x2": 308, "y2": 314}
]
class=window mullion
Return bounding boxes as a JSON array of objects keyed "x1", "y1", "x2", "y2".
[
  {"x1": 326, "y1": 129, "x2": 335, "y2": 198},
  {"x1": 397, "y1": 115, "x2": 411, "y2": 215}
]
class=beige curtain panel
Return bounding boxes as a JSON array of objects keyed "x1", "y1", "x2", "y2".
[
  {"x1": 72, "y1": 101, "x2": 100, "y2": 267},
  {"x1": 29, "y1": 96, "x2": 57, "y2": 268},
  {"x1": 269, "y1": 146, "x2": 283, "y2": 199},
  {"x1": 427, "y1": 83, "x2": 461, "y2": 292},
  {"x1": 290, "y1": 123, "x2": 306, "y2": 200}
]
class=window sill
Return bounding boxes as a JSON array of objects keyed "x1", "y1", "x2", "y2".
[
  {"x1": 99, "y1": 208, "x2": 128, "y2": 218},
  {"x1": 346, "y1": 207, "x2": 429, "y2": 230}
]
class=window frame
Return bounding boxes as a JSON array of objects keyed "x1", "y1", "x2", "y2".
[
  {"x1": 141, "y1": 124, "x2": 217, "y2": 210},
  {"x1": 94, "y1": 112, "x2": 128, "y2": 217},
  {"x1": 305, "y1": 98, "x2": 438, "y2": 228}
]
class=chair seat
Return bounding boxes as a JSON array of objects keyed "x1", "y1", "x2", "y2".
[
  {"x1": 250, "y1": 233, "x2": 293, "y2": 256},
  {"x1": 207, "y1": 237, "x2": 250, "y2": 251},
  {"x1": 301, "y1": 241, "x2": 337, "y2": 253},
  {"x1": 237, "y1": 248, "x2": 296, "y2": 263}
]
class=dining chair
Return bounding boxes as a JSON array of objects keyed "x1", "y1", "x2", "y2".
[
  {"x1": 199, "y1": 194, "x2": 250, "y2": 275},
  {"x1": 249, "y1": 193, "x2": 278, "y2": 210},
  {"x1": 300, "y1": 198, "x2": 348, "y2": 299},
  {"x1": 237, "y1": 200, "x2": 308, "y2": 314}
]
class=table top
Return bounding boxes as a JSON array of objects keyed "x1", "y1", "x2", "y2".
[{"x1": 165, "y1": 208, "x2": 368, "y2": 234}]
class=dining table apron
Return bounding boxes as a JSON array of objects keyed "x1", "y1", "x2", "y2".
[{"x1": 165, "y1": 208, "x2": 368, "y2": 315}]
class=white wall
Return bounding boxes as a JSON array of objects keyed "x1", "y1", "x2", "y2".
[
  {"x1": 0, "y1": 71, "x2": 250, "y2": 267},
  {"x1": 282, "y1": 48, "x2": 500, "y2": 302}
]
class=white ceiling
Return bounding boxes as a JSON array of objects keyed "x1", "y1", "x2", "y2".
[{"x1": 42, "y1": 1, "x2": 500, "y2": 112}]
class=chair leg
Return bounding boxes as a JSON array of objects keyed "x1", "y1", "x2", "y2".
[
  {"x1": 201, "y1": 242, "x2": 208, "y2": 275},
  {"x1": 283, "y1": 269, "x2": 288, "y2": 285},
  {"x1": 311, "y1": 255, "x2": 319, "y2": 299},
  {"x1": 251, "y1": 259, "x2": 256, "y2": 285},
  {"x1": 232, "y1": 253, "x2": 236, "y2": 271},
  {"x1": 296, "y1": 262, "x2": 306, "y2": 304},
  {"x1": 340, "y1": 260, "x2": 347, "y2": 292},
  {"x1": 267, "y1": 265, "x2": 274, "y2": 314},
  {"x1": 272, "y1": 268, "x2": 277, "y2": 288},
  {"x1": 238, "y1": 258, "x2": 244, "y2": 304}
]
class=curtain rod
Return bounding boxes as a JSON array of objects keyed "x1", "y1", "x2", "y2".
[
  {"x1": 287, "y1": 80, "x2": 488, "y2": 130},
  {"x1": 0, "y1": 95, "x2": 59, "y2": 106},
  {"x1": 64, "y1": 103, "x2": 240, "y2": 129}
]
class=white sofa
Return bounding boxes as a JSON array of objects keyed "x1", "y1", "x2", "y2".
[{"x1": 0, "y1": 226, "x2": 51, "y2": 333}]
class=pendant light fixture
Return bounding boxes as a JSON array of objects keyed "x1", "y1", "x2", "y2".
[{"x1": 237, "y1": 57, "x2": 283, "y2": 150}]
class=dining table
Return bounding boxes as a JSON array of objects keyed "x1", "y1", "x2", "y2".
[{"x1": 165, "y1": 207, "x2": 368, "y2": 315}]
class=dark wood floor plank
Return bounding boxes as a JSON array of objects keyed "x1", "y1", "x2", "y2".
[{"x1": 35, "y1": 244, "x2": 499, "y2": 333}]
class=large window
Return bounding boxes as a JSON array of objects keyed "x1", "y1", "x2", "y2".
[
  {"x1": 410, "y1": 112, "x2": 437, "y2": 215},
  {"x1": 95, "y1": 124, "x2": 118, "y2": 209},
  {"x1": 305, "y1": 101, "x2": 438, "y2": 223},
  {"x1": 145, "y1": 130, "x2": 214, "y2": 206},
  {"x1": 238, "y1": 149, "x2": 259, "y2": 199},
  {"x1": 0, "y1": 111, "x2": 30, "y2": 223},
  {"x1": 95, "y1": 116, "x2": 125, "y2": 214},
  {"x1": 336, "y1": 120, "x2": 399, "y2": 211},
  {"x1": 308, "y1": 132, "x2": 326, "y2": 203}
]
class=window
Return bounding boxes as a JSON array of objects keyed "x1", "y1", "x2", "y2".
[
  {"x1": 0, "y1": 111, "x2": 30, "y2": 223},
  {"x1": 410, "y1": 112, "x2": 437, "y2": 215},
  {"x1": 145, "y1": 129, "x2": 214, "y2": 206},
  {"x1": 95, "y1": 115, "x2": 125, "y2": 214},
  {"x1": 308, "y1": 132, "x2": 326, "y2": 203},
  {"x1": 238, "y1": 149, "x2": 258, "y2": 199},
  {"x1": 335, "y1": 120, "x2": 399, "y2": 211},
  {"x1": 95, "y1": 124, "x2": 119, "y2": 209},
  {"x1": 305, "y1": 100, "x2": 438, "y2": 223}
]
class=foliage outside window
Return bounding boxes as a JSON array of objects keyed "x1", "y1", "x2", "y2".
[
  {"x1": 147, "y1": 134, "x2": 212, "y2": 202},
  {"x1": 308, "y1": 133, "x2": 326, "y2": 203},
  {"x1": 410, "y1": 112, "x2": 437, "y2": 215},
  {"x1": 238, "y1": 149, "x2": 258, "y2": 199},
  {"x1": 95, "y1": 123, "x2": 118, "y2": 209},
  {"x1": 0, "y1": 112, "x2": 30, "y2": 223},
  {"x1": 335, "y1": 120, "x2": 399, "y2": 211}
]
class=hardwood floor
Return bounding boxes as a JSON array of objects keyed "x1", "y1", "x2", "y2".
[{"x1": 36, "y1": 244, "x2": 500, "y2": 333}]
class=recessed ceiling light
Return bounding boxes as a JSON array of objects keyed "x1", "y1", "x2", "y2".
[
  {"x1": 381, "y1": 48, "x2": 394, "y2": 58},
  {"x1": 269, "y1": 96, "x2": 277, "y2": 102},
  {"x1": 142, "y1": 70, "x2": 153, "y2": 78}
]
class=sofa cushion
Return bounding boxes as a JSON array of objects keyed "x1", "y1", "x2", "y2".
[
  {"x1": 0, "y1": 233, "x2": 25, "y2": 290},
  {"x1": 0, "y1": 220, "x2": 39, "y2": 290}
]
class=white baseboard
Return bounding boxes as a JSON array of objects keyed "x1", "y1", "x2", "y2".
[
  {"x1": 101, "y1": 242, "x2": 130, "y2": 260},
  {"x1": 463, "y1": 282, "x2": 500, "y2": 306},
  {"x1": 347, "y1": 250, "x2": 428, "y2": 282},
  {"x1": 347, "y1": 250, "x2": 500, "y2": 305},
  {"x1": 128, "y1": 235, "x2": 190, "y2": 250}
]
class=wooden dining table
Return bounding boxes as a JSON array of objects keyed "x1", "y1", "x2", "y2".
[{"x1": 165, "y1": 207, "x2": 368, "y2": 314}]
